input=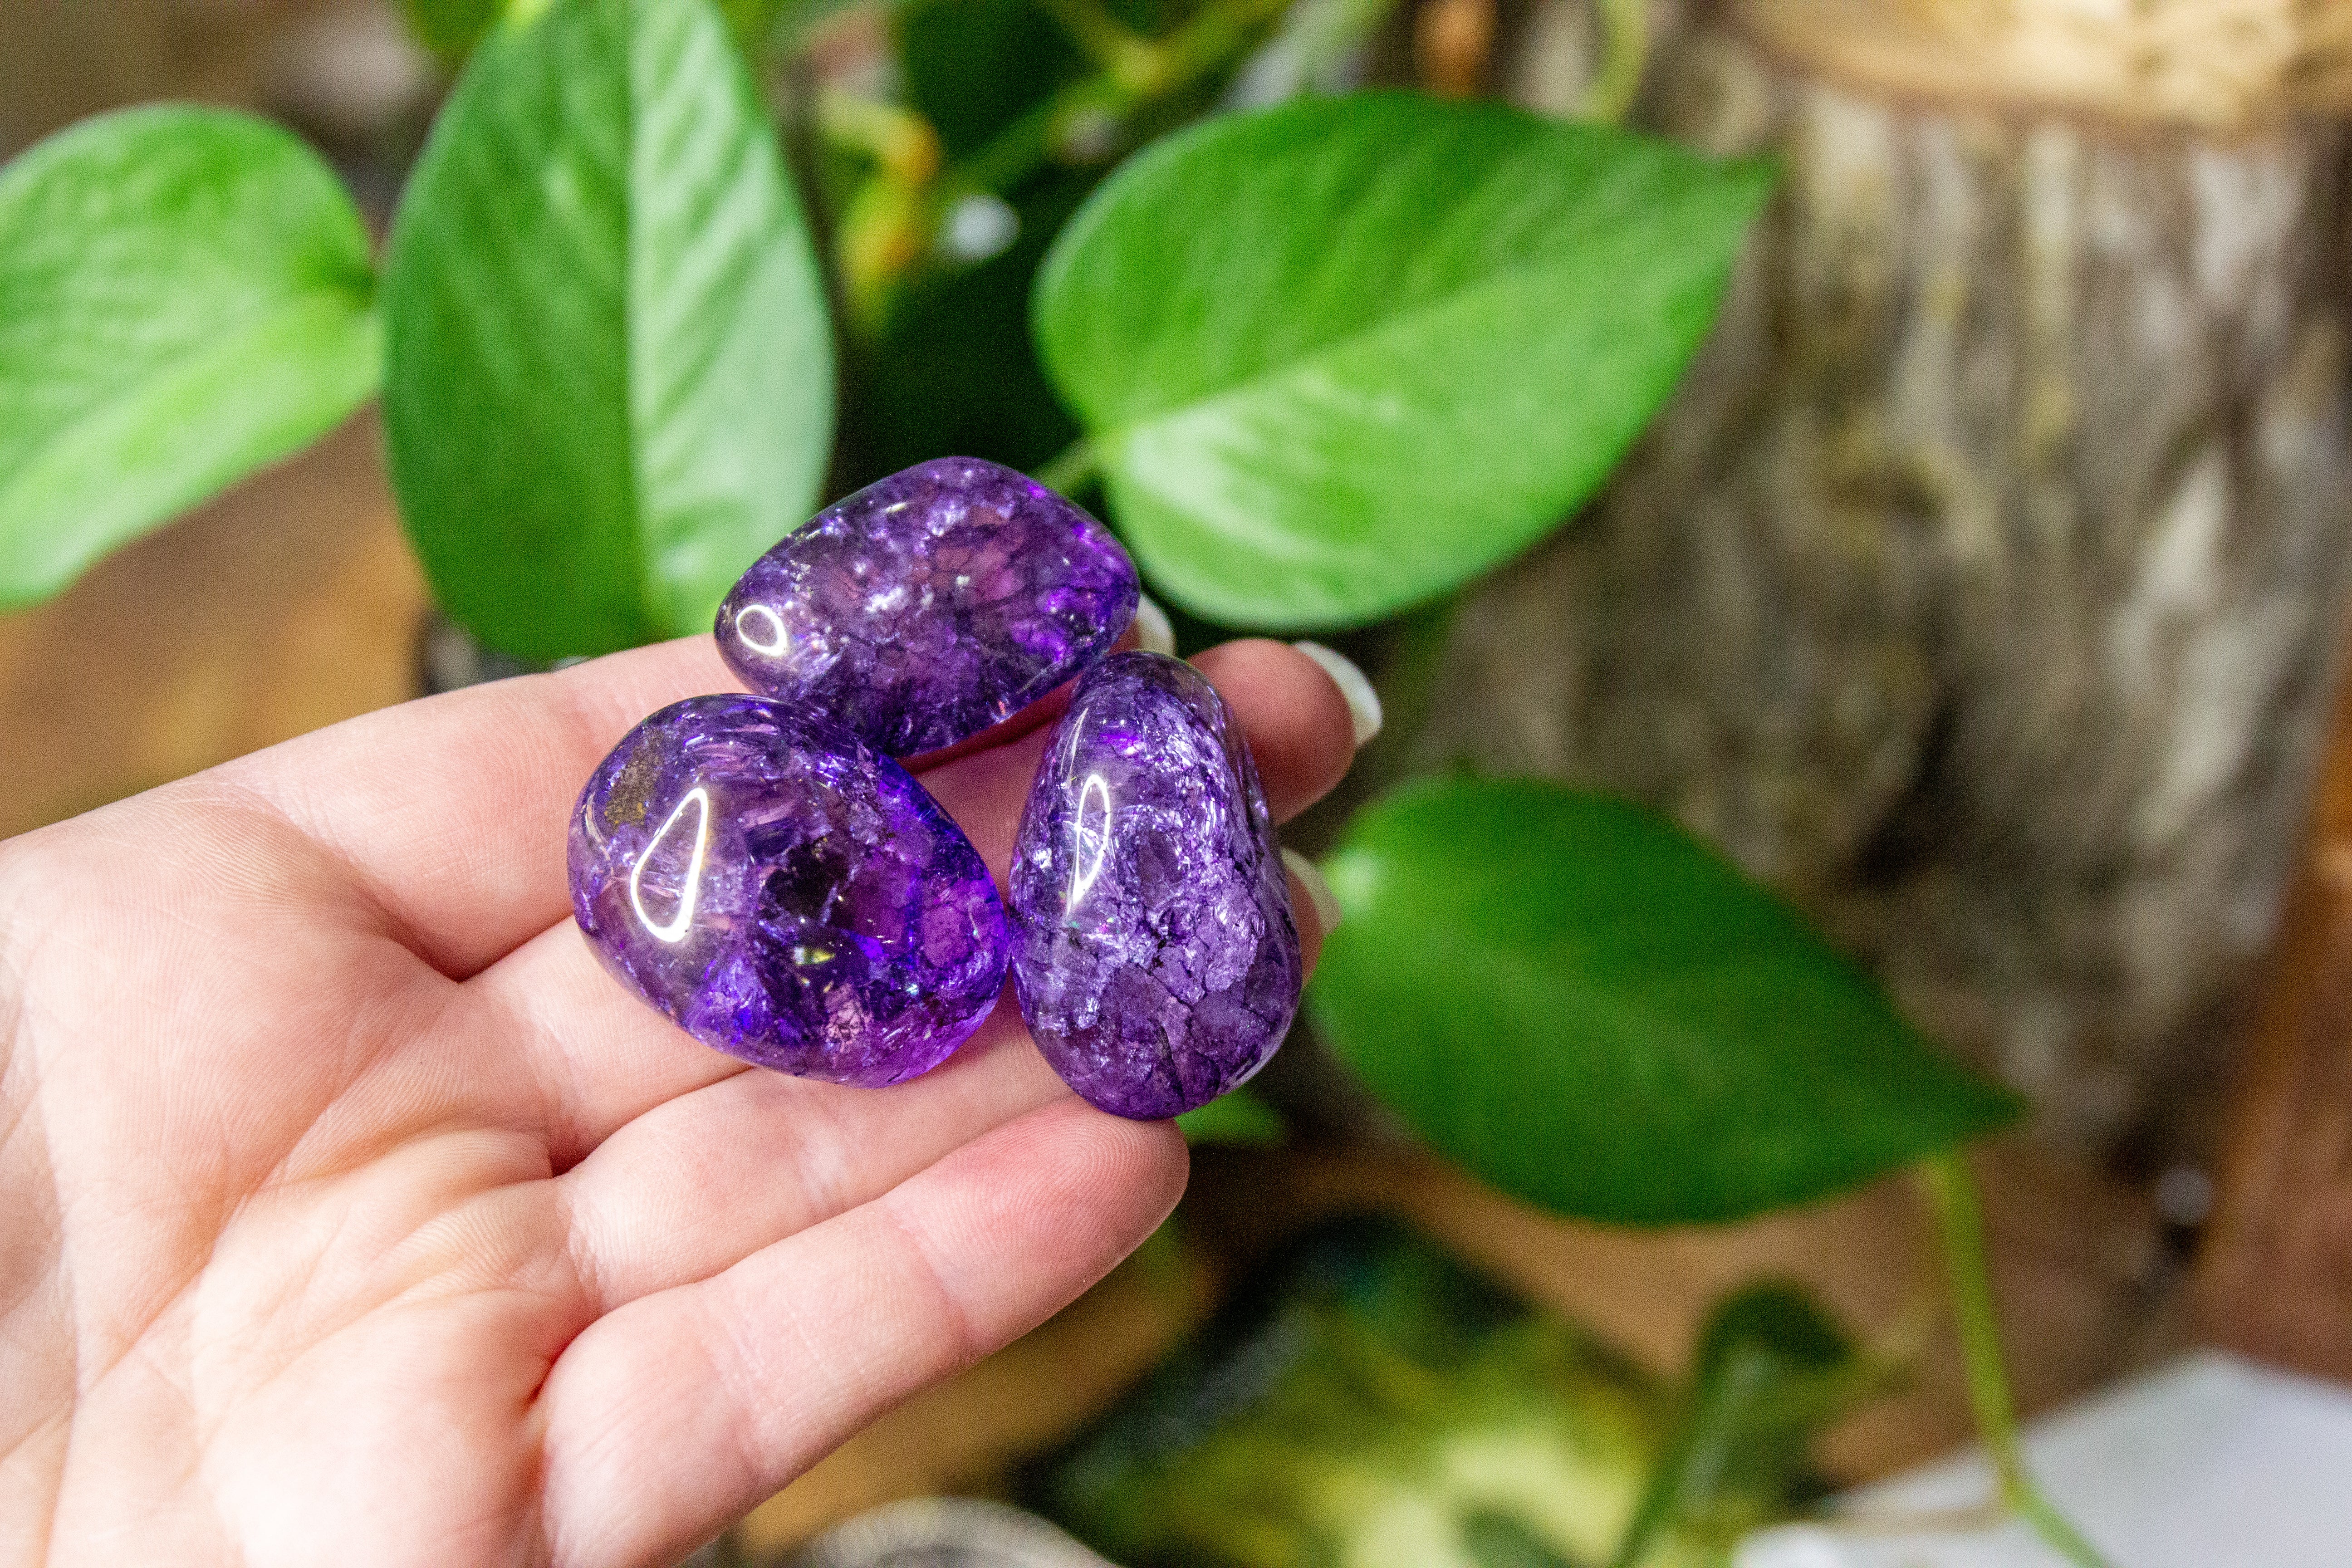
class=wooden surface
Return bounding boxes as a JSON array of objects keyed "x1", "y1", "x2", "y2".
[
  {"x1": 0, "y1": 413, "x2": 427, "y2": 842},
  {"x1": 2197, "y1": 652, "x2": 2352, "y2": 1378},
  {"x1": 0, "y1": 0, "x2": 326, "y2": 154}
]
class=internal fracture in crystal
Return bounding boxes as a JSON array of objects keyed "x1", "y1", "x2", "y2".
[
  {"x1": 569, "y1": 695, "x2": 1009, "y2": 1085},
  {"x1": 1009, "y1": 652, "x2": 1303, "y2": 1119},
  {"x1": 716, "y1": 457, "x2": 1138, "y2": 757}
]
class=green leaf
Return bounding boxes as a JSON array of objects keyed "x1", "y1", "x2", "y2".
[
  {"x1": 713, "y1": 0, "x2": 848, "y2": 53},
  {"x1": 1308, "y1": 778, "x2": 2021, "y2": 1225},
  {"x1": 402, "y1": 0, "x2": 503, "y2": 57},
  {"x1": 382, "y1": 0, "x2": 833, "y2": 659},
  {"x1": 1175, "y1": 1086, "x2": 1285, "y2": 1145},
  {"x1": 0, "y1": 106, "x2": 378, "y2": 608},
  {"x1": 406, "y1": 0, "x2": 806, "y2": 61},
  {"x1": 1033, "y1": 92, "x2": 1770, "y2": 630}
]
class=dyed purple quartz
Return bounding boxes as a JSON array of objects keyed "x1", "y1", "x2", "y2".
[
  {"x1": 715, "y1": 457, "x2": 1139, "y2": 757},
  {"x1": 568, "y1": 695, "x2": 1009, "y2": 1085},
  {"x1": 1008, "y1": 652, "x2": 1303, "y2": 1119}
]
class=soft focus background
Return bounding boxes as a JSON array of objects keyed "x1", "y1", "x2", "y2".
[{"x1": 9, "y1": 1, "x2": 2352, "y2": 1562}]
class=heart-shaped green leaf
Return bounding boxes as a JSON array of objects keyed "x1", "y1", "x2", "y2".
[
  {"x1": 401, "y1": 0, "x2": 502, "y2": 57},
  {"x1": 1309, "y1": 778, "x2": 2020, "y2": 1225},
  {"x1": 0, "y1": 106, "x2": 378, "y2": 609},
  {"x1": 1033, "y1": 92, "x2": 1769, "y2": 630},
  {"x1": 383, "y1": 0, "x2": 833, "y2": 660}
]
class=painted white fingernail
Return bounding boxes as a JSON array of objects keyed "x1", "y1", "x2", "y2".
[
  {"x1": 1282, "y1": 847, "x2": 1344, "y2": 936},
  {"x1": 1291, "y1": 641, "x2": 1382, "y2": 747},
  {"x1": 1133, "y1": 593, "x2": 1177, "y2": 656}
]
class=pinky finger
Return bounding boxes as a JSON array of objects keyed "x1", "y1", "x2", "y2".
[{"x1": 534, "y1": 1100, "x2": 1188, "y2": 1568}]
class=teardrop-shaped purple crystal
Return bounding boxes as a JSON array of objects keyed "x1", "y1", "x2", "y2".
[
  {"x1": 1008, "y1": 652, "x2": 1303, "y2": 1118},
  {"x1": 715, "y1": 457, "x2": 1140, "y2": 757},
  {"x1": 569, "y1": 695, "x2": 1009, "y2": 1085}
]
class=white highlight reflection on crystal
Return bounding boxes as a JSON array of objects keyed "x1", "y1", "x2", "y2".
[
  {"x1": 630, "y1": 786, "x2": 710, "y2": 944},
  {"x1": 1067, "y1": 771, "x2": 1114, "y2": 910},
  {"x1": 733, "y1": 603, "x2": 790, "y2": 657}
]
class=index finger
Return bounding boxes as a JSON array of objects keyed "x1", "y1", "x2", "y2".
[
  {"x1": 209, "y1": 635, "x2": 740, "y2": 977},
  {"x1": 207, "y1": 632, "x2": 1359, "y2": 979}
]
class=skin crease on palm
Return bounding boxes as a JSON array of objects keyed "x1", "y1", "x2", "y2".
[{"x1": 0, "y1": 630, "x2": 1358, "y2": 1568}]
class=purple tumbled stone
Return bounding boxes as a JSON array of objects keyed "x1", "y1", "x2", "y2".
[
  {"x1": 715, "y1": 456, "x2": 1140, "y2": 757},
  {"x1": 568, "y1": 695, "x2": 1009, "y2": 1085},
  {"x1": 1008, "y1": 651, "x2": 1303, "y2": 1119}
]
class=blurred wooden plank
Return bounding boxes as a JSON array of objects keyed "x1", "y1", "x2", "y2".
[
  {"x1": 2196, "y1": 650, "x2": 2352, "y2": 1380},
  {"x1": 0, "y1": 0, "x2": 329, "y2": 153},
  {"x1": 0, "y1": 412, "x2": 428, "y2": 841}
]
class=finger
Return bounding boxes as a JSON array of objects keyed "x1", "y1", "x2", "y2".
[
  {"x1": 473, "y1": 639, "x2": 1364, "y2": 1148},
  {"x1": 1188, "y1": 639, "x2": 1358, "y2": 820},
  {"x1": 556, "y1": 1009, "x2": 1070, "y2": 1309},
  {"x1": 206, "y1": 603, "x2": 1155, "y2": 977},
  {"x1": 214, "y1": 637, "x2": 741, "y2": 978},
  {"x1": 1286, "y1": 848, "x2": 1342, "y2": 975},
  {"x1": 910, "y1": 637, "x2": 1360, "y2": 881},
  {"x1": 538, "y1": 1100, "x2": 1186, "y2": 1568},
  {"x1": 453, "y1": 918, "x2": 751, "y2": 1168},
  {"x1": 213, "y1": 629, "x2": 1354, "y2": 987},
  {"x1": 551, "y1": 833, "x2": 1331, "y2": 1307}
]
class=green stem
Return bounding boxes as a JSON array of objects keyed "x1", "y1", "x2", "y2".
[
  {"x1": 950, "y1": 0, "x2": 1291, "y2": 193},
  {"x1": 1919, "y1": 1153, "x2": 2114, "y2": 1568},
  {"x1": 813, "y1": 88, "x2": 941, "y2": 182},
  {"x1": 816, "y1": 0, "x2": 1294, "y2": 326},
  {"x1": 1034, "y1": 440, "x2": 1101, "y2": 495},
  {"x1": 1606, "y1": 1413, "x2": 1692, "y2": 1568},
  {"x1": 1578, "y1": 0, "x2": 1648, "y2": 124},
  {"x1": 1036, "y1": 0, "x2": 1164, "y2": 85}
]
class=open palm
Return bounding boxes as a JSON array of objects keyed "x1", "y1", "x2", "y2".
[{"x1": 0, "y1": 633, "x2": 1354, "y2": 1568}]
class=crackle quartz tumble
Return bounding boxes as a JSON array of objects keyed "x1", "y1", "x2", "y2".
[
  {"x1": 569, "y1": 695, "x2": 1009, "y2": 1085},
  {"x1": 1009, "y1": 651, "x2": 1303, "y2": 1118},
  {"x1": 715, "y1": 456, "x2": 1140, "y2": 757}
]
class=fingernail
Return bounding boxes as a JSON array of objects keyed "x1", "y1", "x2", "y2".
[
  {"x1": 1282, "y1": 847, "x2": 1344, "y2": 936},
  {"x1": 1133, "y1": 593, "x2": 1177, "y2": 656},
  {"x1": 1291, "y1": 641, "x2": 1382, "y2": 748}
]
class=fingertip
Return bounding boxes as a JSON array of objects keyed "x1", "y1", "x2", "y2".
[
  {"x1": 1283, "y1": 846, "x2": 1341, "y2": 975},
  {"x1": 1132, "y1": 593, "x2": 1178, "y2": 656},
  {"x1": 1289, "y1": 641, "x2": 1382, "y2": 747},
  {"x1": 1191, "y1": 639, "x2": 1359, "y2": 821},
  {"x1": 1016, "y1": 1095, "x2": 1191, "y2": 1245}
]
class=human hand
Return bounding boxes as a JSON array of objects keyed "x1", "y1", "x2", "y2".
[{"x1": 0, "y1": 633, "x2": 1358, "y2": 1567}]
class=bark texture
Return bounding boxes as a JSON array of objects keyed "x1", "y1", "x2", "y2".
[{"x1": 1416, "y1": 16, "x2": 2352, "y2": 1153}]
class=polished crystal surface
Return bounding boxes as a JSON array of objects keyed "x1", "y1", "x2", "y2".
[
  {"x1": 1008, "y1": 652, "x2": 1302, "y2": 1119},
  {"x1": 569, "y1": 695, "x2": 1009, "y2": 1085},
  {"x1": 715, "y1": 456, "x2": 1139, "y2": 757}
]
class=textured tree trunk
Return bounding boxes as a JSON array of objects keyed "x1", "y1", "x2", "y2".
[{"x1": 1412, "y1": 7, "x2": 2352, "y2": 1156}]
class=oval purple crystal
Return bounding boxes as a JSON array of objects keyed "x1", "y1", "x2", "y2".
[
  {"x1": 715, "y1": 457, "x2": 1141, "y2": 757},
  {"x1": 1008, "y1": 652, "x2": 1303, "y2": 1119},
  {"x1": 568, "y1": 695, "x2": 1009, "y2": 1085}
]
